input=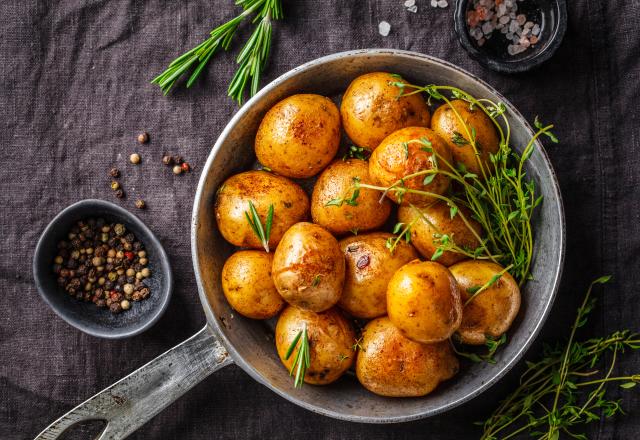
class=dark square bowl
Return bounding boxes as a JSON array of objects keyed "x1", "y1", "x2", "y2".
[{"x1": 33, "y1": 199, "x2": 173, "y2": 339}]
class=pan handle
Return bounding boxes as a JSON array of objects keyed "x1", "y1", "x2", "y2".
[{"x1": 34, "y1": 325, "x2": 232, "y2": 440}]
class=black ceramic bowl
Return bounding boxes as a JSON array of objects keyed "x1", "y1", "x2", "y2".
[
  {"x1": 454, "y1": 0, "x2": 567, "y2": 73},
  {"x1": 33, "y1": 199, "x2": 173, "y2": 339}
]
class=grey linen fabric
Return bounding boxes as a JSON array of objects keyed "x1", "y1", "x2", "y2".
[{"x1": 1, "y1": 0, "x2": 639, "y2": 438}]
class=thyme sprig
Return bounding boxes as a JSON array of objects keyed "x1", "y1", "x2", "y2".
[
  {"x1": 244, "y1": 201, "x2": 273, "y2": 252},
  {"x1": 152, "y1": 0, "x2": 283, "y2": 104},
  {"x1": 284, "y1": 324, "x2": 311, "y2": 389},
  {"x1": 452, "y1": 333, "x2": 508, "y2": 364},
  {"x1": 480, "y1": 276, "x2": 640, "y2": 440},
  {"x1": 351, "y1": 82, "x2": 558, "y2": 285}
]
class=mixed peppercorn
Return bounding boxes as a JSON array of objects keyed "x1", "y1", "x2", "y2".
[{"x1": 52, "y1": 218, "x2": 152, "y2": 314}]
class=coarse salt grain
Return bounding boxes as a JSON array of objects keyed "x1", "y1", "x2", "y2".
[
  {"x1": 431, "y1": 0, "x2": 438, "y2": 7},
  {"x1": 404, "y1": 0, "x2": 415, "y2": 6},
  {"x1": 407, "y1": 5, "x2": 418, "y2": 12},
  {"x1": 378, "y1": 21, "x2": 391, "y2": 36},
  {"x1": 437, "y1": 0, "x2": 448, "y2": 7}
]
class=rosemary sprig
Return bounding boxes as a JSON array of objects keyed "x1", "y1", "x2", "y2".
[
  {"x1": 152, "y1": 0, "x2": 283, "y2": 104},
  {"x1": 480, "y1": 276, "x2": 640, "y2": 440},
  {"x1": 284, "y1": 324, "x2": 311, "y2": 388},
  {"x1": 244, "y1": 201, "x2": 273, "y2": 252}
]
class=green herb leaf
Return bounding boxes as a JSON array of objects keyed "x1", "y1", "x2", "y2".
[
  {"x1": 311, "y1": 275, "x2": 321, "y2": 287},
  {"x1": 423, "y1": 174, "x2": 436, "y2": 185},
  {"x1": 343, "y1": 145, "x2": 371, "y2": 161},
  {"x1": 431, "y1": 248, "x2": 444, "y2": 261},
  {"x1": 451, "y1": 131, "x2": 469, "y2": 146},
  {"x1": 620, "y1": 382, "x2": 637, "y2": 389},
  {"x1": 285, "y1": 324, "x2": 310, "y2": 388},
  {"x1": 244, "y1": 201, "x2": 273, "y2": 252}
]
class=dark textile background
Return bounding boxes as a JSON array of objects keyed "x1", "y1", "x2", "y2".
[{"x1": 1, "y1": 0, "x2": 638, "y2": 438}]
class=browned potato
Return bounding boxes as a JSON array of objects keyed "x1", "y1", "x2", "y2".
[
  {"x1": 369, "y1": 127, "x2": 453, "y2": 206},
  {"x1": 214, "y1": 171, "x2": 309, "y2": 250},
  {"x1": 356, "y1": 317, "x2": 459, "y2": 397},
  {"x1": 431, "y1": 99, "x2": 500, "y2": 177},
  {"x1": 272, "y1": 222, "x2": 345, "y2": 312},
  {"x1": 397, "y1": 201, "x2": 482, "y2": 266},
  {"x1": 339, "y1": 232, "x2": 418, "y2": 319},
  {"x1": 255, "y1": 94, "x2": 341, "y2": 178},
  {"x1": 311, "y1": 159, "x2": 392, "y2": 235},
  {"x1": 221, "y1": 250, "x2": 284, "y2": 319},
  {"x1": 449, "y1": 261, "x2": 521, "y2": 345},
  {"x1": 276, "y1": 306, "x2": 355, "y2": 385},
  {"x1": 387, "y1": 260, "x2": 462, "y2": 343},
  {"x1": 340, "y1": 72, "x2": 431, "y2": 150}
]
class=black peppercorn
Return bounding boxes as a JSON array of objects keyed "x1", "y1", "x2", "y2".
[
  {"x1": 109, "y1": 167, "x2": 120, "y2": 178},
  {"x1": 173, "y1": 155, "x2": 183, "y2": 165},
  {"x1": 115, "y1": 189, "x2": 125, "y2": 199}
]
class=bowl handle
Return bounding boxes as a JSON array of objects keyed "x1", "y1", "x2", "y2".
[{"x1": 34, "y1": 325, "x2": 232, "y2": 439}]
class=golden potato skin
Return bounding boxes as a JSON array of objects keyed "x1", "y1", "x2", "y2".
[
  {"x1": 276, "y1": 306, "x2": 355, "y2": 385},
  {"x1": 369, "y1": 127, "x2": 452, "y2": 206},
  {"x1": 339, "y1": 232, "x2": 418, "y2": 319},
  {"x1": 387, "y1": 260, "x2": 462, "y2": 343},
  {"x1": 397, "y1": 202, "x2": 482, "y2": 266},
  {"x1": 449, "y1": 261, "x2": 521, "y2": 345},
  {"x1": 272, "y1": 222, "x2": 345, "y2": 312},
  {"x1": 255, "y1": 94, "x2": 341, "y2": 178},
  {"x1": 311, "y1": 159, "x2": 392, "y2": 235},
  {"x1": 214, "y1": 171, "x2": 309, "y2": 250},
  {"x1": 356, "y1": 317, "x2": 459, "y2": 397},
  {"x1": 431, "y1": 99, "x2": 500, "y2": 177},
  {"x1": 221, "y1": 250, "x2": 284, "y2": 319},
  {"x1": 340, "y1": 72, "x2": 431, "y2": 149}
]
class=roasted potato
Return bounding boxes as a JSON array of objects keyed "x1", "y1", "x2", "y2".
[
  {"x1": 214, "y1": 170, "x2": 309, "y2": 250},
  {"x1": 255, "y1": 94, "x2": 341, "y2": 178},
  {"x1": 276, "y1": 306, "x2": 355, "y2": 385},
  {"x1": 339, "y1": 232, "x2": 418, "y2": 319},
  {"x1": 340, "y1": 72, "x2": 431, "y2": 150},
  {"x1": 431, "y1": 99, "x2": 500, "y2": 177},
  {"x1": 449, "y1": 260, "x2": 521, "y2": 345},
  {"x1": 221, "y1": 250, "x2": 284, "y2": 319},
  {"x1": 311, "y1": 159, "x2": 392, "y2": 235},
  {"x1": 356, "y1": 317, "x2": 459, "y2": 397},
  {"x1": 387, "y1": 260, "x2": 462, "y2": 343},
  {"x1": 397, "y1": 201, "x2": 482, "y2": 266},
  {"x1": 272, "y1": 222, "x2": 345, "y2": 312},
  {"x1": 369, "y1": 127, "x2": 452, "y2": 206}
]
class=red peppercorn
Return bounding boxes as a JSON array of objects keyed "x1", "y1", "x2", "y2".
[
  {"x1": 124, "y1": 251, "x2": 135, "y2": 261},
  {"x1": 110, "y1": 291, "x2": 119, "y2": 301},
  {"x1": 181, "y1": 162, "x2": 190, "y2": 172}
]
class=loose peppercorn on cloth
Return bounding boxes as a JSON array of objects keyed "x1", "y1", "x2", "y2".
[{"x1": 1, "y1": 1, "x2": 639, "y2": 439}]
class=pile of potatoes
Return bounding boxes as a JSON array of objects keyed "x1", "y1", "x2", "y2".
[{"x1": 215, "y1": 72, "x2": 522, "y2": 397}]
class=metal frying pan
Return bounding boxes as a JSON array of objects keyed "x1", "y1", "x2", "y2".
[{"x1": 36, "y1": 49, "x2": 565, "y2": 439}]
